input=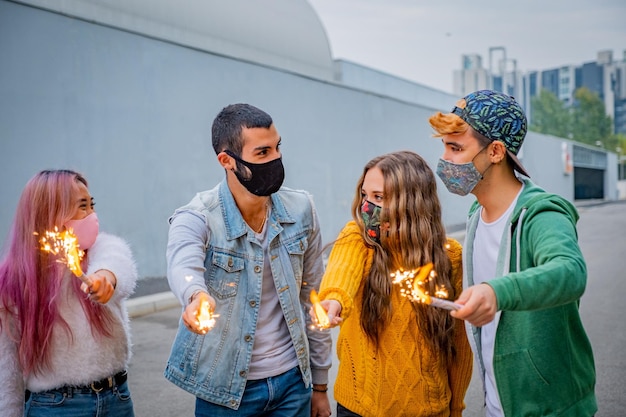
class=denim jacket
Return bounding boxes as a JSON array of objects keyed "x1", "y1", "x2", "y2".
[{"x1": 164, "y1": 180, "x2": 332, "y2": 410}]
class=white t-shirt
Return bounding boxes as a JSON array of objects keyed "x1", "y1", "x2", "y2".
[
  {"x1": 247, "y1": 218, "x2": 298, "y2": 380},
  {"x1": 473, "y1": 185, "x2": 523, "y2": 417}
]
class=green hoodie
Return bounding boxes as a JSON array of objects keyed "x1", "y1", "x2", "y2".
[{"x1": 464, "y1": 179, "x2": 597, "y2": 416}]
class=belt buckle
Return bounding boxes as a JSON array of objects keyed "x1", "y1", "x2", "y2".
[
  {"x1": 90, "y1": 381, "x2": 104, "y2": 393},
  {"x1": 90, "y1": 376, "x2": 113, "y2": 393}
]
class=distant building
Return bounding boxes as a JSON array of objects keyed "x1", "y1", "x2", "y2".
[
  {"x1": 607, "y1": 56, "x2": 626, "y2": 135},
  {"x1": 454, "y1": 48, "x2": 626, "y2": 135},
  {"x1": 454, "y1": 47, "x2": 523, "y2": 106},
  {"x1": 453, "y1": 54, "x2": 491, "y2": 95},
  {"x1": 578, "y1": 62, "x2": 604, "y2": 102}
]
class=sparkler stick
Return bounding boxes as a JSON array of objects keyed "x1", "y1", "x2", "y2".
[
  {"x1": 310, "y1": 289, "x2": 330, "y2": 329},
  {"x1": 391, "y1": 262, "x2": 461, "y2": 311},
  {"x1": 410, "y1": 264, "x2": 461, "y2": 311},
  {"x1": 411, "y1": 284, "x2": 461, "y2": 311},
  {"x1": 38, "y1": 227, "x2": 92, "y2": 286}
]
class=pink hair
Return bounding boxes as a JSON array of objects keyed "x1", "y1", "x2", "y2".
[{"x1": 0, "y1": 170, "x2": 114, "y2": 375}]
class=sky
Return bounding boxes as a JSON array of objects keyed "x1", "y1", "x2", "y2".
[{"x1": 307, "y1": 0, "x2": 626, "y2": 94}]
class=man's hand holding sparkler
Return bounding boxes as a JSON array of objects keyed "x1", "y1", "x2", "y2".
[
  {"x1": 183, "y1": 290, "x2": 218, "y2": 334},
  {"x1": 450, "y1": 283, "x2": 498, "y2": 327},
  {"x1": 80, "y1": 269, "x2": 117, "y2": 304}
]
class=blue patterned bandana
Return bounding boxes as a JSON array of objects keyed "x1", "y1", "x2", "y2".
[{"x1": 452, "y1": 90, "x2": 529, "y2": 177}]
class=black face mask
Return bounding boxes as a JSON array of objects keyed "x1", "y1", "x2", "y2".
[{"x1": 224, "y1": 150, "x2": 285, "y2": 196}]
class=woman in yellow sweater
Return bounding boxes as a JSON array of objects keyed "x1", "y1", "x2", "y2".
[{"x1": 316, "y1": 151, "x2": 472, "y2": 417}]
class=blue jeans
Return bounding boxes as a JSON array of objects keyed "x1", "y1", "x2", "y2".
[
  {"x1": 195, "y1": 366, "x2": 310, "y2": 417},
  {"x1": 337, "y1": 403, "x2": 361, "y2": 417},
  {"x1": 24, "y1": 380, "x2": 134, "y2": 417}
]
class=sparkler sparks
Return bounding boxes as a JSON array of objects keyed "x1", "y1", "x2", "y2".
[
  {"x1": 391, "y1": 262, "x2": 461, "y2": 311},
  {"x1": 310, "y1": 289, "x2": 330, "y2": 329},
  {"x1": 37, "y1": 227, "x2": 92, "y2": 286}
]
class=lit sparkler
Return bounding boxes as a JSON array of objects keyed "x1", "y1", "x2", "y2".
[
  {"x1": 197, "y1": 298, "x2": 217, "y2": 332},
  {"x1": 391, "y1": 262, "x2": 461, "y2": 311},
  {"x1": 310, "y1": 289, "x2": 330, "y2": 329},
  {"x1": 37, "y1": 227, "x2": 92, "y2": 286},
  {"x1": 184, "y1": 276, "x2": 219, "y2": 333}
]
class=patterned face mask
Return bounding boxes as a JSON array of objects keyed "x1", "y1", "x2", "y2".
[
  {"x1": 361, "y1": 200, "x2": 382, "y2": 242},
  {"x1": 436, "y1": 146, "x2": 489, "y2": 196},
  {"x1": 436, "y1": 159, "x2": 483, "y2": 196}
]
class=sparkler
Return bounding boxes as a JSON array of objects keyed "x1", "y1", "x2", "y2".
[
  {"x1": 37, "y1": 227, "x2": 92, "y2": 286},
  {"x1": 391, "y1": 262, "x2": 461, "y2": 311},
  {"x1": 197, "y1": 298, "x2": 217, "y2": 332},
  {"x1": 310, "y1": 289, "x2": 330, "y2": 329},
  {"x1": 184, "y1": 276, "x2": 218, "y2": 333}
]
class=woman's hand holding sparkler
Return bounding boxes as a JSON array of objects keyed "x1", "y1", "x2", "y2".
[
  {"x1": 319, "y1": 300, "x2": 343, "y2": 328},
  {"x1": 309, "y1": 290, "x2": 343, "y2": 330},
  {"x1": 183, "y1": 291, "x2": 218, "y2": 335},
  {"x1": 450, "y1": 283, "x2": 498, "y2": 327},
  {"x1": 80, "y1": 269, "x2": 117, "y2": 304},
  {"x1": 38, "y1": 228, "x2": 116, "y2": 304}
]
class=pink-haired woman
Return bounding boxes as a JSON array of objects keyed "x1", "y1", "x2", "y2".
[{"x1": 0, "y1": 170, "x2": 137, "y2": 416}]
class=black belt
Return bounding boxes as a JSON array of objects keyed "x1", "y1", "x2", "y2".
[
  {"x1": 86, "y1": 370, "x2": 128, "y2": 392},
  {"x1": 28, "y1": 370, "x2": 128, "y2": 397}
]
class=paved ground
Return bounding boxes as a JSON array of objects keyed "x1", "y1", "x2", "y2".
[
  {"x1": 128, "y1": 307, "x2": 484, "y2": 417},
  {"x1": 126, "y1": 200, "x2": 626, "y2": 417}
]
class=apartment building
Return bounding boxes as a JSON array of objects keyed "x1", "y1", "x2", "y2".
[{"x1": 455, "y1": 49, "x2": 626, "y2": 135}]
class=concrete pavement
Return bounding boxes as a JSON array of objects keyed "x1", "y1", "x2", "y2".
[
  {"x1": 127, "y1": 305, "x2": 484, "y2": 417},
  {"x1": 125, "y1": 200, "x2": 626, "y2": 417}
]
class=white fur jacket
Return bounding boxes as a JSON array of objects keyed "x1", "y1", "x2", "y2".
[{"x1": 0, "y1": 232, "x2": 137, "y2": 415}]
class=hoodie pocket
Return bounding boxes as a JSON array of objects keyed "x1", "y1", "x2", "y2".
[{"x1": 495, "y1": 349, "x2": 570, "y2": 413}]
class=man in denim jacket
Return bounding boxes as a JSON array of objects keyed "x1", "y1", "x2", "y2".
[{"x1": 164, "y1": 103, "x2": 332, "y2": 417}]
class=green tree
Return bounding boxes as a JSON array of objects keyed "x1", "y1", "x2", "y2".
[
  {"x1": 616, "y1": 134, "x2": 626, "y2": 153},
  {"x1": 529, "y1": 89, "x2": 571, "y2": 138},
  {"x1": 571, "y1": 87, "x2": 614, "y2": 147}
]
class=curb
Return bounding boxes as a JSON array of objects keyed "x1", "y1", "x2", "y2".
[
  {"x1": 127, "y1": 291, "x2": 180, "y2": 319},
  {"x1": 448, "y1": 230, "x2": 466, "y2": 242}
]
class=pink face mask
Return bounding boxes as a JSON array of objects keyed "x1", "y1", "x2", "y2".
[{"x1": 65, "y1": 212, "x2": 99, "y2": 250}]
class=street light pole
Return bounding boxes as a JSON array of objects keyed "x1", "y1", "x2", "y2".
[{"x1": 615, "y1": 146, "x2": 624, "y2": 181}]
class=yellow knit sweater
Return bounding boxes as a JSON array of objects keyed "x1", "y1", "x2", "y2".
[{"x1": 319, "y1": 221, "x2": 472, "y2": 417}]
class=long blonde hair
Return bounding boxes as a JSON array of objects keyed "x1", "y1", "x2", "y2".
[{"x1": 351, "y1": 151, "x2": 456, "y2": 357}]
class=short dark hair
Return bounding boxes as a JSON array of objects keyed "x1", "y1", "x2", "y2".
[
  {"x1": 469, "y1": 126, "x2": 493, "y2": 148},
  {"x1": 469, "y1": 126, "x2": 517, "y2": 171},
  {"x1": 211, "y1": 104, "x2": 273, "y2": 155}
]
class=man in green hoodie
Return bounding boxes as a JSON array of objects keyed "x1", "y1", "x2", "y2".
[{"x1": 429, "y1": 90, "x2": 597, "y2": 417}]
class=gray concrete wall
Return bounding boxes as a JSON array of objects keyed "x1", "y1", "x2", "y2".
[
  {"x1": 0, "y1": 1, "x2": 615, "y2": 281},
  {"x1": 520, "y1": 134, "x2": 576, "y2": 202},
  {"x1": 606, "y1": 152, "x2": 619, "y2": 200}
]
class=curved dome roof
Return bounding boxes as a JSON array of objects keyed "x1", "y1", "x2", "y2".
[{"x1": 18, "y1": 0, "x2": 335, "y2": 81}]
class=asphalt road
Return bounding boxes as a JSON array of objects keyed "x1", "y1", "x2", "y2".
[{"x1": 127, "y1": 200, "x2": 626, "y2": 417}]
